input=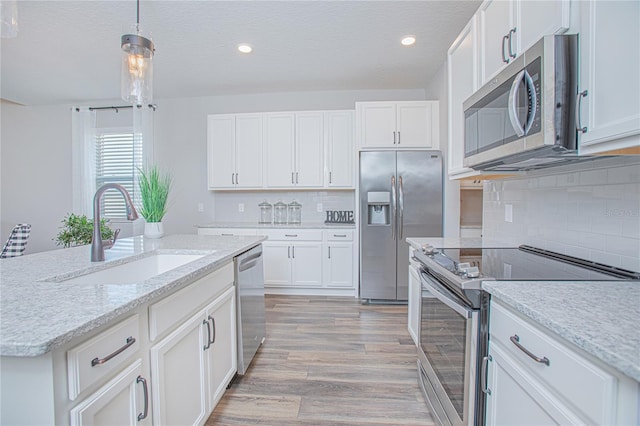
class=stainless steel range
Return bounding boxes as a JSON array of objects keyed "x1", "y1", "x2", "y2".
[{"x1": 412, "y1": 244, "x2": 639, "y2": 426}]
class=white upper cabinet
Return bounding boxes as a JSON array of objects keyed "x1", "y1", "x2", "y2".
[
  {"x1": 265, "y1": 112, "x2": 324, "y2": 188},
  {"x1": 478, "y1": 0, "x2": 570, "y2": 85},
  {"x1": 576, "y1": 0, "x2": 640, "y2": 154},
  {"x1": 357, "y1": 101, "x2": 439, "y2": 149},
  {"x1": 325, "y1": 110, "x2": 354, "y2": 188},
  {"x1": 448, "y1": 16, "x2": 478, "y2": 178},
  {"x1": 208, "y1": 114, "x2": 263, "y2": 189}
]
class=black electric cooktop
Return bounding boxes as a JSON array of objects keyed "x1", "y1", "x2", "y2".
[{"x1": 433, "y1": 245, "x2": 640, "y2": 282}]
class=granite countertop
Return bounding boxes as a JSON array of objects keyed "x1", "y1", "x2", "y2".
[
  {"x1": 197, "y1": 221, "x2": 356, "y2": 230},
  {"x1": 0, "y1": 234, "x2": 265, "y2": 357},
  {"x1": 484, "y1": 281, "x2": 640, "y2": 382}
]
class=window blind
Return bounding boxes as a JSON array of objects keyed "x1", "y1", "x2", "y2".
[{"x1": 95, "y1": 130, "x2": 142, "y2": 219}]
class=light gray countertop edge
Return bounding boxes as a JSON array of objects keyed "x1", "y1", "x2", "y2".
[
  {"x1": 483, "y1": 281, "x2": 640, "y2": 382},
  {"x1": 196, "y1": 222, "x2": 356, "y2": 230},
  {"x1": 0, "y1": 234, "x2": 265, "y2": 357}
]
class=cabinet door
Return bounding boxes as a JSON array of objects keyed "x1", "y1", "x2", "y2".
[
  {"x1": 291, "y1": 243, "x2": 323, "y2": 287},
  {"x1": 323, "y1": 242, "x2": 353, "y2": 288},
  {"x1": 478, "y1": 0, "x2": 515, "y2": 84},
  {"x1": 208, "y1": 115, "x2": 236, "y2": 189},
  {"x1": 448, "y1": 17, "x2": 478, "y2": 177},
  {"x1": 204, "y1": 287, "x2": 237, "y2": 411},
  {"x1": 578, "y1": 0, "x2": 640, "y2": 153},
  {"x1": 150, "y1": 310, "x2": 207, "y2": 426},
  {"x1": 235, "y1": 114, "x2": 263, "y2": 188},
  {"x1": 70, "y1": 360, "x2": 146, "y2": 426},
  {"x1": 358, "y1": 102, "x2": 396, "y2": 148},
  {"x1": 265, "y1": 113, "x2": 295, "y2": 187},
  {"x1": 263, "y1": 241, "x2": 292, "y2": 287},
  {"x1": 516, "y1": 0, "x2": 570, "y2": 55},
  {"x1": 407, "y1": 264, "x2": 420, "y2": 346},
  {"x1": 295, "y1": 112, "x2": 324, "y2": 187},
  {"x1": 326, "y1": 110, "x2": 354, "y2": 188},
  {"x1": 485, "y1": 344, "x2": 582, "y2": 425},
  {"x1": 396, "y1": 101, "x2": 437, "y2": 148}
]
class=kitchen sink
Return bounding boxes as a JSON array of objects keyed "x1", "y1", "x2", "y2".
[{"x1": 59, "y1": 253, "x2": 207, "y2": 285}]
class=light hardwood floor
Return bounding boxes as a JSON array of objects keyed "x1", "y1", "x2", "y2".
[{"x1": 206, "y1": 295, "x2": 434, "y2": 425}]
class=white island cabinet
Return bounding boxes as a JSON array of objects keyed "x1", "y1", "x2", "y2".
[
  {"x1": 485, "y1": 300, "x2": 639, "y2": 425},
  {"x1": 0, "y1": 235, "x2": 263, "y2": 426}
]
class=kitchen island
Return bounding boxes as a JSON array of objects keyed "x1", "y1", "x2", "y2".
[{"x1": 0, "y1": 234, "x2": 265, "y2": 425}]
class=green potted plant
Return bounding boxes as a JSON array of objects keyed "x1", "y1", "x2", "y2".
[
  {"x1": 138, "y1": 165, "x2": 172, "y2": 238},
  {"x1": 55, "y1": 213, "x2": 115, "y2": 248}
]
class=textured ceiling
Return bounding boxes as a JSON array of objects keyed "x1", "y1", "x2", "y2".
[{"x1": 1, "y1": 0, "x2": 481, "y2": 106}]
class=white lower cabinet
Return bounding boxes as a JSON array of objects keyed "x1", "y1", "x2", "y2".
[
  {"x1": 70, "y1": 359, "x2": 148, "y2": 426},
  {"x1": 150, "y1": 286, "x2": 236, "y2": 426},
  {"x1": 262, "y1": 228, "x2": 356, "y2": 295},
  {"x1": 263, "y1": 240, "x2": 322, "y2": 288},
  {"x1": 485, "y1": 300, "x2": 638, "y2": 425}
]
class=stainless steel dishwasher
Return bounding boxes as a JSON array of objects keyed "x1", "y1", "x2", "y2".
[{"x1": 234, "y1": 244, "x2": 266, "y2": 375}]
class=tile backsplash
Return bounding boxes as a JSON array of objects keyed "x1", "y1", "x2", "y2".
[
  {"x1": 213, "y1": 190, "x2": 355, "y2": 224},
  {"x1": 483, "y1": 157, "x2": 640, "y2": 272}
]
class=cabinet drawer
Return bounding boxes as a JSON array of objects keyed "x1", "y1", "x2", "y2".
[
  {"x1": 149, "y1": 262, "x2": 234, "y2": 341},
  {"x1": 265, "y1": 229, "x2": 322, "y2": 241},
  {"x1": 324, "y1": 230, "x2": 354, "y2": 241},
  {"x1": 67, "y1": 315, "x2": 140, "y2": 400},
  {"x1": 490, "y1": 301, "x2": 616, "y2": 424},
  {"x1": 198, "y1": 228, "x2": 257, "y2": 236}
]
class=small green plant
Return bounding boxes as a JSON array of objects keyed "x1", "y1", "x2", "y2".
[
  {"x1": 138, "y1": 166, "x2": 172, "y2": 223},
  {"x1": 55, "y1": 213, "x2": 114, "y2": 248}
]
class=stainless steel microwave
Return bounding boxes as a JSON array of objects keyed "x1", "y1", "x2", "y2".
[{"x1": 463, "y1": 35, "x2": 579, "y2": 171}]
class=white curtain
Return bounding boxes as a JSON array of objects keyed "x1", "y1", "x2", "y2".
[{"x1": 71, "y1": 107, "x2": 97, "y2": 216}]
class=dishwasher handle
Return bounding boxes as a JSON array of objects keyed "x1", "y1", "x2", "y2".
[{"x1": 238, "y1": 250, "x2": 263, "y2": 272}]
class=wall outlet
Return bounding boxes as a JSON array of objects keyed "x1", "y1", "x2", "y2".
[
  {"x1": 505, "y1": 204, "x2": 513, "y2": 223},
  {"x1": 197, "y1": 203, "x2": 204, "y2": 213},
  {"x1": 238, "y1": 203, "x2": 245, "y2": 213},
  {"x1": 317, "y1": 203, "x2": 323, "y2": 213}
]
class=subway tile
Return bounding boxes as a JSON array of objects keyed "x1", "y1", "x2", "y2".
[
  {"x1": 619, "y1": 256, "x2": 640, "y2": 273},
  {"x1": 590, "y1": 249, "x2": 622, "y2": 267},
  {"x1": 608, "y1": 165, "x2": 640, "y2": 184},
  {"x1": 579, "y1": 169, "x2": 608, "y2": 186},
  {"x1": 604, "y1": 234, "x2": 640, "y2": 258}
]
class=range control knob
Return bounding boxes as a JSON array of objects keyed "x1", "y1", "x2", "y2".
[{"x1": 421, "y1": 244, "x2": 437, "y2": 255}]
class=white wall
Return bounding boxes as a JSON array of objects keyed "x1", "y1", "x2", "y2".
[
  {"x1": 424, "y1": 62, "x2": 460, "y2": 238},
  {"x1": 1, "y1": 89, "x2": 426, "y2": 253},
  {"x1": 1, "y1": 102, "x2": 73, "y2": 253},
  {"x1": 483, "y1": 157, "x2": 640, "y2": 272}
]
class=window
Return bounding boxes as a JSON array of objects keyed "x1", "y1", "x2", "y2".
[{"x1": 95, "y1": 128, "x2": 142, "y2": 219}]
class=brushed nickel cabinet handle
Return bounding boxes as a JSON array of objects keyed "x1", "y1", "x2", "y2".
[
  {"x1": 209, "y1": 315, "x2": 216, "y2": 344},
  {"x1": 203, "y1": 319, "x2": 212, "y2": 350},
  {"x1": 288, "y1": 246, "x2": 291, "y2": 258},
  {"x1": 329, "y1": 171, "x2": 332, "y2": 184},
  {"x1": 508, "y1": 28, "x2": 517, "y2": 58},
  {"x1": 576, "y1": 90, "x2": 588, "y2": 133},
  {"x1": 328, "y1": 246, "x2": 331, "y2": 259},
  {"x1": 510, "y1": 334, "x2": 550, "y2": 366},
  {"x1": 285, "y1": 234, "x2": 298, "y2": 237},
  {"x1": 502, "y1": 34, "x2": 510, "y2": 63},
  {"x1": 333, "y1": 234, "x2": 347, "y2": 237},
  {"x1": 136, "y1": 376, "x2": 149, "y2": 421},
  {"x1": 397, "y1": 131, "x2": 401, "y2": 144},
  {"x1": 481, "y1": 355, "x2": 492, "y2": 395},
  {"x1": 292, "y1": 246, "x2": 295, "y2": 258},
  {"x1": 91, "y1": 336, "x2": 136, "y2": 367}
]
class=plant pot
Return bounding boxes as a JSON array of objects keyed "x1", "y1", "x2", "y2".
[{"x1": 144, "y1": 222, "x2": 164, "y2": 239}]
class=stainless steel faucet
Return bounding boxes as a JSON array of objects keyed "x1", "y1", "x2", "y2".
[{"x1": 91, "y1": 183, "x2": 139, "y2": 262}]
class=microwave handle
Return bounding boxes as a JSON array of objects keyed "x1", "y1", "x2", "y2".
[
  {"x1": 508, "y1": 70, "x2": 527, "y2": 136},
  {"x1": 523, "y1": 71, "x2": 537, "y2": 134}
]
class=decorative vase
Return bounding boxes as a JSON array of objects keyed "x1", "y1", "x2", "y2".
[{"x1": 144, "y1": 222, "x2": 164, "y2": 239}]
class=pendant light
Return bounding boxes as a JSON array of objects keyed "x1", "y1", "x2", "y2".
[
  {"x1": 0, "y1": 0, "x2": 18, "y2": 38},
  {"x1": 121, "y1": 0, "x2": 154, "y2": 106}
]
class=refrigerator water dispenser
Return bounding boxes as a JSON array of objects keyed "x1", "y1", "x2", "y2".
[{"x1": 367, "y1": 192, "x2": 390, "y2": 225}]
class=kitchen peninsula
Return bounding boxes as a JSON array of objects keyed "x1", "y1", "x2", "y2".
[{"x1": 0, "y1": 234, "x2": 264, "y2": 425}]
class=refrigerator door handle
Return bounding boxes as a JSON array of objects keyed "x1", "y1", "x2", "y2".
[
  {"x1": 390, "y1": 175, "x2": 396, "y2": 241},
  {"x1": 398, "y1": 175, "x2": 404, "y2": 239}
]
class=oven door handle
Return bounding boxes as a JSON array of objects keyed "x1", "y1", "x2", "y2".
[{"x1": 420, "y1": 270, "x2": 472, "y2": 319}]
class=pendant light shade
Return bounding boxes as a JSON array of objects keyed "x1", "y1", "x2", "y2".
[{"x1": 121, "y1": 1, "x2": 154, "y2": 106}]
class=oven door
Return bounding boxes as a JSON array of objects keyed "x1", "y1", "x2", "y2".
[{"x1": 418, "y1": 269, "x2": 479, "y2": 426}]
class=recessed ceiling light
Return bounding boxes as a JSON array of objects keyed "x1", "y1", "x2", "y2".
[
  {"x1": 401, "y1": 36, "x2": 416, "y2": 46},
  {"x1": 238, "y1": 44, "x2": 253, "y2": 54}
]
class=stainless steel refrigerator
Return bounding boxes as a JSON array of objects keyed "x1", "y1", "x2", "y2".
[{"x1": 359, "y1": 150, "x2": 443, "y2": 301}]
